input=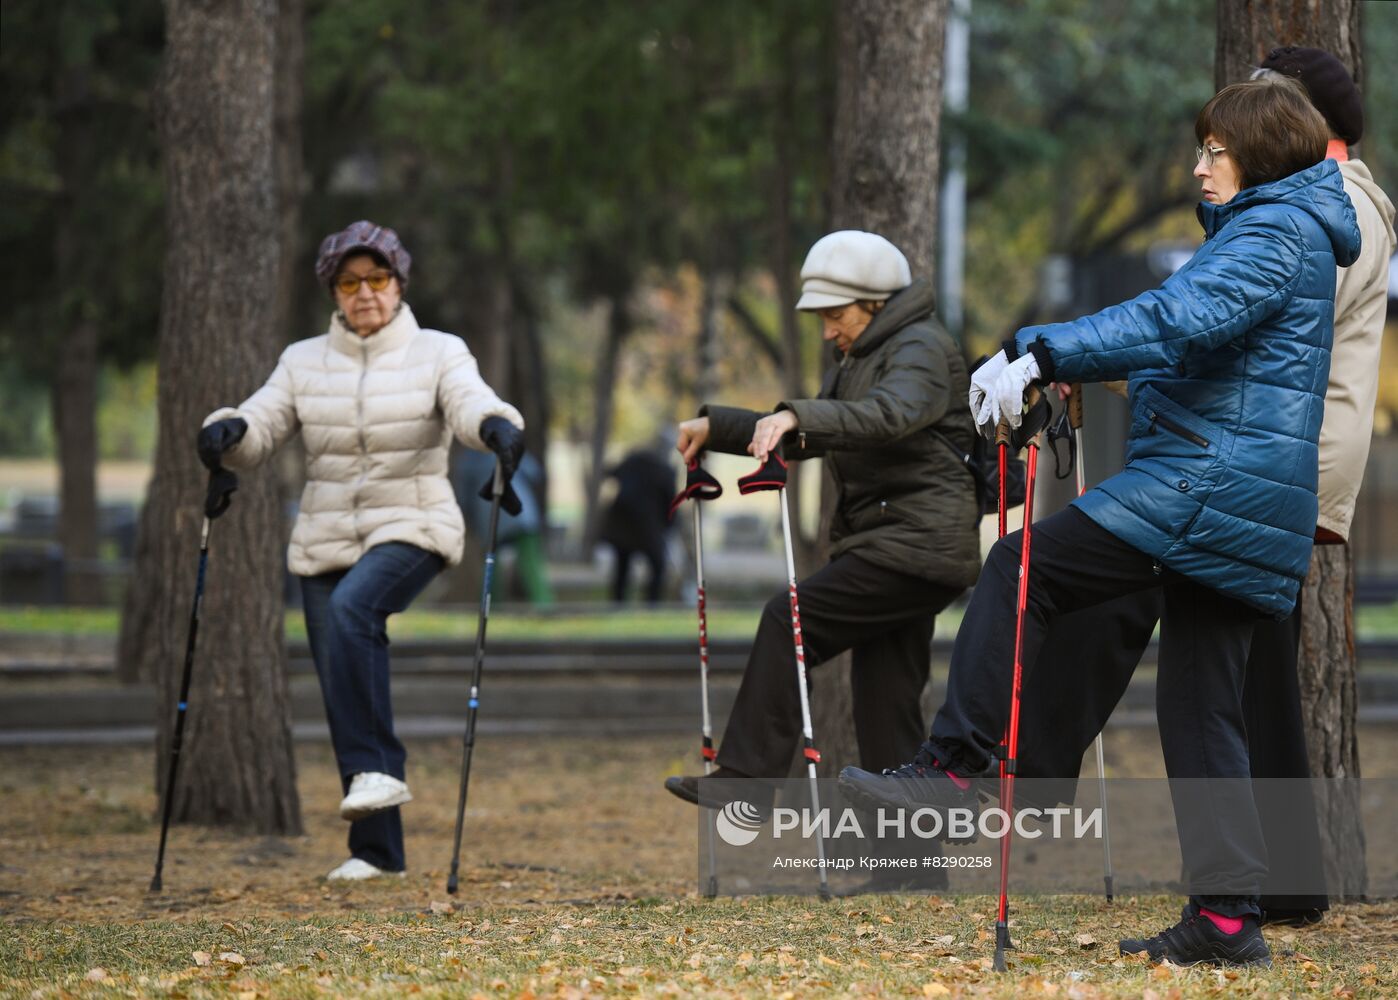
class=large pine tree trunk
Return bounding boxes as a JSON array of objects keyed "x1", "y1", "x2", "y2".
[
  {"x1": 812, "y1": 0, "x2": 948, "y2": 776},
  {"x1": 118, "y1": 0, "x2": 301, "y2": 834},
  {"x1": 1215, "y1": 0, "x2": 1362, "y2": 91},
  {"x1": 1296, "y1": 544, "x2": 1365, "y2": 897},
  {"x1": 1214, "y1": 0, "x2": 1365, "y2": 900}
]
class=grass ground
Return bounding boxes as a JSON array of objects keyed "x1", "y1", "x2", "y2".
[
  {"x1": 2, "y1": 730, "x2": 1397, "y2": 998},
  {"x1": 6, "y1": 600, "x2": 1398, "y2": 642}
]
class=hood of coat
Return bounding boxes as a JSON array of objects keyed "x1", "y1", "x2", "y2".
[
  {"x1": 1341, "y1": 158, "x2": 1397, "y2": 248},
  {"x1": 844, "y1": 277, "x2": 938, "y2": 359},
  {"x1": 328, "y1": 301, "x2": 419, "y2": 359},
  {"x1": 1197, "y1": 158, "x2": 1361, "y2": 267}
]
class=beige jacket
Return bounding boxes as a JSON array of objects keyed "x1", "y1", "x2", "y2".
[
  {"x1": 204, "y1": 304, "x2": 524, "y2": 575},
  {"x1": 1318, "y1": 160, "x2": 1396, "y2": 540}
]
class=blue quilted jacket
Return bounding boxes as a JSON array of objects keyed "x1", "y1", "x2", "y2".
[{"x1": 1015, "y1": 158, "x2": 1360, "y2": 616}]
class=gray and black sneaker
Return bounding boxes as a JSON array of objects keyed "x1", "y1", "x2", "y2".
[
  {"x1": 837, "y1": 748, "x2": 981, "y2": 843},
  {"x1": 1119, "y1": 908, "x2": 1272, "y2": 968}
]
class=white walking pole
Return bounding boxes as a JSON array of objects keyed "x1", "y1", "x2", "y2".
[{"x1": 1069, "y1": 385, "x2": 1114, "y2": 903}]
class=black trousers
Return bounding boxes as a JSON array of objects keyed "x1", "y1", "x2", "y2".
[
  {"x1": 927, "y1": 508, "x2": 1266, "y2": 917},
  {"x1": 609, "y1": 542, "x2": 666, "y2": 604},
  {"x1": 717, "y1": 553, "x2": 962, "y2": 779},
  {"x1": 1016, "y1": 587, "x2": 1328, "y2": 920}
]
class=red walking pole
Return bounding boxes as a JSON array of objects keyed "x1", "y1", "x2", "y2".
[{"x1": 993, "y1": 387, "x2": 1044, "y2": 972}]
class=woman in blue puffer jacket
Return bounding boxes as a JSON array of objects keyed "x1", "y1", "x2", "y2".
[{"x1": 838, "y1": 78, "x2": 1360, "y2": 967}]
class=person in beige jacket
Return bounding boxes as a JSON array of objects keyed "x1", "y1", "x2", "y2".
[{"x1": 198, "y1": 221, "x2": 525, "y2": 881}]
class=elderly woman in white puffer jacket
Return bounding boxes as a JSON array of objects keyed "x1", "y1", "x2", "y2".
[{"x1": 198, "y1": 221, "x2": 525, "y2": 881}]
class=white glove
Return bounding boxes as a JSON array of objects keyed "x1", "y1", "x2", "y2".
[
  {"x1": 989, "y1": 353, "x2": 1041, "y2": 430},
  {"x1": 968, "y1": 351, "x2": 1009, "y2": 437}
]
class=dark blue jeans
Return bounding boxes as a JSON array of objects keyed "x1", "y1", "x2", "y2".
[{"x1": 301, "y1": 542, "x2": 444, "y2": 871}]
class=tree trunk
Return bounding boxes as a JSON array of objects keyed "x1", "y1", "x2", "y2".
[
  {"x1": 53, "y1": 40, "x2": 102, "y2": 607},
  {"x1": 1296, "y1": 544, "x2": 1365, "y2": 898},
  {"x1": 118, "y1": 0, "x2": 301, "y2": 834},
  {"x1": 53, "y1": 320, "x2": 102, "y2": 606},
  {"x1": 812, "y1": 0, "x2": 948, "y2": 776},
  {"x1": 772, "y1": 29, "x2": 818, "y2": 572},
  {"x1": 273, "y1": 0, "x2": 305, "y2": 348},
  {"x1": 1214, "y1": 0, "x2": 1364, "y2": 898},
  {"x1": 1215, "y1": 0, "x2": 1362, "y2": 89},
  {"x1": 829, "y1": 0, "x2": 948, "y2": 274},
  {"x1": 581, "y1": 294, "x2": 630, "y2": 550}
]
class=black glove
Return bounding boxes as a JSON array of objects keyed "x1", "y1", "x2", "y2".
[
  {"x1": 478, "y1": 474, "x2": 524, "y2": 518},
  {"x1": 204, "y1": 467, "x2": 239, "y2": 520},
  {"x1": 479, "y1": 416, "x2": 525, "y2": 485},
  {"x1": 197, "y1": 417, "x2": 248, "y2": 471}
]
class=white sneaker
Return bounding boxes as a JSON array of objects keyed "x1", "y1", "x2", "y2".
[
  {"x1": 325, "y1": 857, "x2": 403, "y2": 881},
  {"x1": 339, "y1": 772, "x2": 413, "y2": 820}
]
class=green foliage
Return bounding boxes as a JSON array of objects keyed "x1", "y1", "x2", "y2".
[
  {"x1": 958, "y1": 0, "x2": 1215, "y2": 351},
  {"x1": 0, "y1": 0, "x2": 164, "y2": 457}
]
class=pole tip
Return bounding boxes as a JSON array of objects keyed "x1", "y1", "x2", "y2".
[
  {"x1": 148, "y1": 874, "x2": 163, "y2": 893},
  {"x1": 446, "y1": 875, "x2": 458, "y2": 895}
]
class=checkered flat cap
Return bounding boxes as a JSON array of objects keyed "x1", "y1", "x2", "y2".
[{"x1": 315, "y1": 221, "x2": 412, "y2": 288}]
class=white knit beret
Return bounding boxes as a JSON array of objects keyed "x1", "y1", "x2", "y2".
[{"x1": 796, "y1": 230, "x2": 912, "y2": 310}]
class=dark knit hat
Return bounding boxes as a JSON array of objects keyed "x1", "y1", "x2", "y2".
[
  {"x1": 314, "y1": 221, "x2": 412, "y2": 289},
  {"x1": 1260, "y1": 46, "x2": 1363, "y2": 144}
]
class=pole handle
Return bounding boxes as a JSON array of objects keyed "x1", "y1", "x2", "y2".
[
  {"x1": 1067, "y1": 383, "x2": 1084, "y2": 431},
  {"x1": 995, "y1": 385, "x2": 1043, "y2": 445}
]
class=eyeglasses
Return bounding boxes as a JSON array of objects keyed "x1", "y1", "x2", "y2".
[
  {"x1": 1195, "y1": 144, "x2": 1227, "y2": 167},
  {"x1": 334, "y1": 270, "x2": 394, "y2": 295}
]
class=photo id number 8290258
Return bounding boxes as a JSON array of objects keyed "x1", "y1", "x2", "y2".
[{"x1": 922, "y1": 855, "x2": 994, "y2": 869}]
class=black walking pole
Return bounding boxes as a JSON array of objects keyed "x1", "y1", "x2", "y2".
[
  {"x1": 446, "y1": 459, "x2": 506, "y2": 895},
  {"x1": 149, "y1": 467, "x2": 238, "y2": 893}
]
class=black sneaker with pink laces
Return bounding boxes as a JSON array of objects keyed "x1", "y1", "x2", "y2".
[
  {"x1": 837, "y1": 747, "x2": 981, "y2": 843},
  {"x1": 1118, "y1": 904, "x2": 1272, "y2": 967}
]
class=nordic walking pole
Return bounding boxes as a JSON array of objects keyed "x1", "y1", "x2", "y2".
[
  {"x1": 739, "y1": 448, "x2": 831, "y2": 900},
  {"x1": 1068, "y1": 385, "x2": 1115, "y2": 903},
  {"x1": 446, "y1": 459, "x2": 505, "y2": 895},
  {"x1": 150, "y1": 467, "x2": 238, "y2": 893},
  {"x1": 669, "y1": 460, "x2": 724, "y2": 897},
  {"x1": 993, "y1": 388, "x2": 1043, "y2": 972}
]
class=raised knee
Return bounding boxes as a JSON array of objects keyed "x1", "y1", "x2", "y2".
[
  {"x1": 327, "y1": 588, "x2": 374, "y2": 631},
  {"x1": 762, "y1": 589, "x2": 792, "y2": 624}
]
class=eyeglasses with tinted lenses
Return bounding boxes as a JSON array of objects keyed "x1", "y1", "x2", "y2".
[
  {"x1": 1195, "y1": 144, "x2": 1227, "y2": 167},
  {"x1": 334, "y1": 271, "x2": 394, "y2": 295}
]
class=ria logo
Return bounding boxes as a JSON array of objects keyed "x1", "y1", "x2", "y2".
[{"x1": 715, "y1": 800, "x2": 765, "y2": 846}]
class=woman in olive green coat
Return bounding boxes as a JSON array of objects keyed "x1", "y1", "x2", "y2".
[{"x1": 664, "y1": 231, "x2": 980, "y2": 805}]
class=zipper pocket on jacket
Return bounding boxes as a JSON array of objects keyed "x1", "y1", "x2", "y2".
[{"x1": 1148, "y1": 410, "x2": 1209, "y2": 448}]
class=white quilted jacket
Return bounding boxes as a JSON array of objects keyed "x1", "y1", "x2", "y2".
[{"x1": 203, "y1": 304, "x2": 524, "y2": 575}]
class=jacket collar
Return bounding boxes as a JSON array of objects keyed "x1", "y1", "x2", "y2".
[
  {"x1": 328, "y1": 302, "x2": 419, "y2": 359},
  {"x1": 844, "y1": 278, "x2": 938, "y2": 359},
  {"x1": 1195, "y1": 158, "x2": 1360, "y2": 265}
]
